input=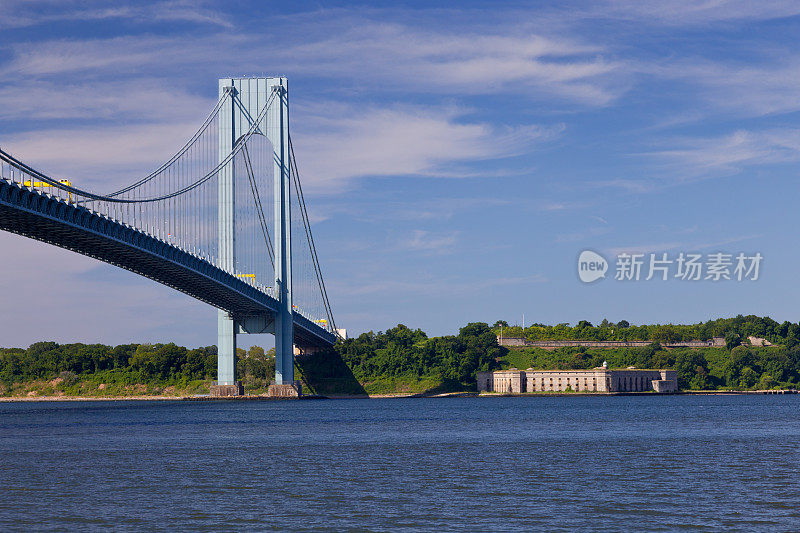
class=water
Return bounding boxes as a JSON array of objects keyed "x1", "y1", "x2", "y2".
[{"x1": 1, "y1": 395, "x2": 799, "y2": 532}]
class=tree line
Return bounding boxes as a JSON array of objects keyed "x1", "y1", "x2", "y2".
[
  {"x1": 0, "y1": 322, "x2": 503, "y2": 394},
  {"x1": 0, "y1": 342, "x2": 276, "y2": 389},
  {"x1": 494, "y1": 314, "x2": 800, "y2": 346},
  {"x1": 2, "y1": 316, "x2": 799, "y2": 394}
]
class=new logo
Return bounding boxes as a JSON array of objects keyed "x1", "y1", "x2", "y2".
[{"x1": 578, "y1": 250, "x2": 608, "y2": 283}]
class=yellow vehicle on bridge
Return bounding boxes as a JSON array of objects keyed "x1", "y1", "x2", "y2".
[{"x1": 23, "y1": 179, "x2": 73, "y2": 201}]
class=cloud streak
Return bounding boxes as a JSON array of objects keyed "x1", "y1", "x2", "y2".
[
  {"x1": 293, "y1": 104, "x2": 560, "y2": 192},
  {"x1": 1, "y1": 13, "x2": 624, "y2": 104},
  {"x1": 644, "y1": 128, "x2": 800, "y2": 178},
  {"x1": 599, "y1": 0, "x2": 800, "y2": 25},
  {"x1": 0, "y1": 79, "x2": 215, "y2": 123},
  {"x1": 0, "y1": 0, "x2": 233, "y2": 30},
  {"x1": 400, "y1": 230, "x2": 459, "y2": 253},
  {"x1": 646, "y1": 58, "x2": 800, "y2": 119},
  {"x1": 277, "y1": 19, "x2": 625, "y2": 105}
]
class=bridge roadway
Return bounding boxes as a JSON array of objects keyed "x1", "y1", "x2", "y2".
[{"x1": 0, "y1": 178, "x2": 336, "y2": 350}]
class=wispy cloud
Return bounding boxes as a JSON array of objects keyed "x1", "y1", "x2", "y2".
[
  {"x1": 644, "y1": 128, "x2": 800, "y2": 179},
  {"x1": 400, "y1": 230, "x2": 459, "y2": 252},
  {"x1": 599, "y1": 0, "x2": 800, "y2": 25},
  {"x1": 536, "y1": 199, "x2": 596, "y2": 211},
  {"x1": 606, "y1": 234, "x2": 760, "y2": 256},
  {"x1": 646, "y1": 58, "x2": 800, "y2": 119},
  {"x1": 278, "y1": 19, "x2": 625, "y2": 105},
  {"x1": 294, "y1": 104, "x2": 559, "y2": 192},
  {"x1": 0, "y1": 0, "x2": 233, "y2": 30},
  {"x1": 0, "y1": 79, "x2": 214, "y2": 123},
  {"x1": 0, "y1": 34, "x2": 227, "y2": 77},
  {"x1": 585, "y1": 127, "x2": 800, "y2": 192},
  {"x1": 1, "y1": 12, "x2": 624, "y2": 105},
  {"x1": 589, "y1": 178, "x2": 658, "y2": 194}
]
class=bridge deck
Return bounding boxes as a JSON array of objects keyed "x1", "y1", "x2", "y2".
[{"x1": 0, "y1": 179, "x2": 336, "y2": 349}]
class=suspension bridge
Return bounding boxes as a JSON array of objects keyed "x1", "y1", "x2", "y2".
[{"x1": 0, "y1": 77, "x2": 339, "y2": 396}]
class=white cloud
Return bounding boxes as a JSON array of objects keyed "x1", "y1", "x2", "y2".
[
  {"x1": 647, "y1": 58, "x2": 800, "y2": 118},
  {"x1": 645, "y1": 129, "x2": 800, "y2": 178},
  {"x1": 0, "y1": 0, "x2": 233, "y2": 30},
  {"x1": 587, "y1": 128, "x2": 800, "y2": 192},
  {"x1": 0, "y1": 14, "x2": 623, "y2": 105},
  {"x1": 400, "y1": 230, "x2": 459, "y2": 252},
  {"x1": 279, "y1": 21, "x2": 624, "y2": 104},
  {"x1": 0, "y1": 79, "x2": 215, "y2": 122},
  {"x1": 0, "y1": 34, "x2": 226, "y2": 77},
  {"x1": 589, "y1": 179, "x2": 657, "y2": 194},
  {"x1": 293, "y1": 104, "x2": 559, "y2": 192},
  {"x1": 599, "y1": 0, "x2": 800, "y2": 25},
  {"x1": 536, "y1": 200, "x2": 596, "y2": 211}
]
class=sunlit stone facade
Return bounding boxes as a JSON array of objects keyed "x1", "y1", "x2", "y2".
[{"x1": 476, "y1": 368, "x2": 677, "y2": 393}]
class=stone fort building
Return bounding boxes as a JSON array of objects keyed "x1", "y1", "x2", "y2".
[{"x1": 477, "y1": 367, "x2": 677, "y2": 393}]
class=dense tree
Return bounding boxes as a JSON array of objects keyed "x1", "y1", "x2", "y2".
[
  {"x1": 674, "y1": 350, "x2": 710, "y2": 390},
  {"x1": 336, "y1": 322, "x2": 502, "y2": 388},
  {"x1": 725, "y1": 332, "x2": 742, "y2": 350},
  {"x1": 724, "y1": 346, "x2": 753, "y2": 386},
  {"x1": 237, "y1": 346, "x2": 275, "y2": 381},
  {"x1": 0, "y1": 341, "x2": 216, "y2": 388}
]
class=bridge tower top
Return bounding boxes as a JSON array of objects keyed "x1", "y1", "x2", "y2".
[{"x1": 218, "y1": 77, "x2": 287, "y2": 137}]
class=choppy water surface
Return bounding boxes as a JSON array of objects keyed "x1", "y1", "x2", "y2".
[{"x1": 1, "y1": 395, "x2": 799, "y2": 531}]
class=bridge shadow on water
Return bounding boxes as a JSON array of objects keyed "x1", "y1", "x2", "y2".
[{"x1": 295, "y1": 349, "x2": 368, "y2": 397}]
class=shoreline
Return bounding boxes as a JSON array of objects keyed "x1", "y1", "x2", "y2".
[{"x1": 1, "y1": 389, "x2": 797, "y2": 402}]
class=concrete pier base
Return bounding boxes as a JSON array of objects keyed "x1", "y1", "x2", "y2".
[
  {"x1": 209, "y1": 382, "x2": 244, "y2": 397},
  {"x1": 267, "y1": 382, "x2": 302, "y2": 398}
]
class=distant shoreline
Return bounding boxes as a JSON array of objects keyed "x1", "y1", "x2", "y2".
[{"x1": 1, "y1": 389, "x2": 797, "y2": 402}]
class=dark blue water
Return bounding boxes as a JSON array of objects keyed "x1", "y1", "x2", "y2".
[{"x1": 1, "y1": 396, "x2": 799, "y2": 531}]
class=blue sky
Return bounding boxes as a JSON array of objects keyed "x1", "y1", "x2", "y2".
[{"x1": 2, "y1": 0, "x2": 800, "y2": 347}]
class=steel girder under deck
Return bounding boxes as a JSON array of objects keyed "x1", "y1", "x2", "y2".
[{"x1": 0, "y1": 179, "x2": 336, "y2": 350}]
